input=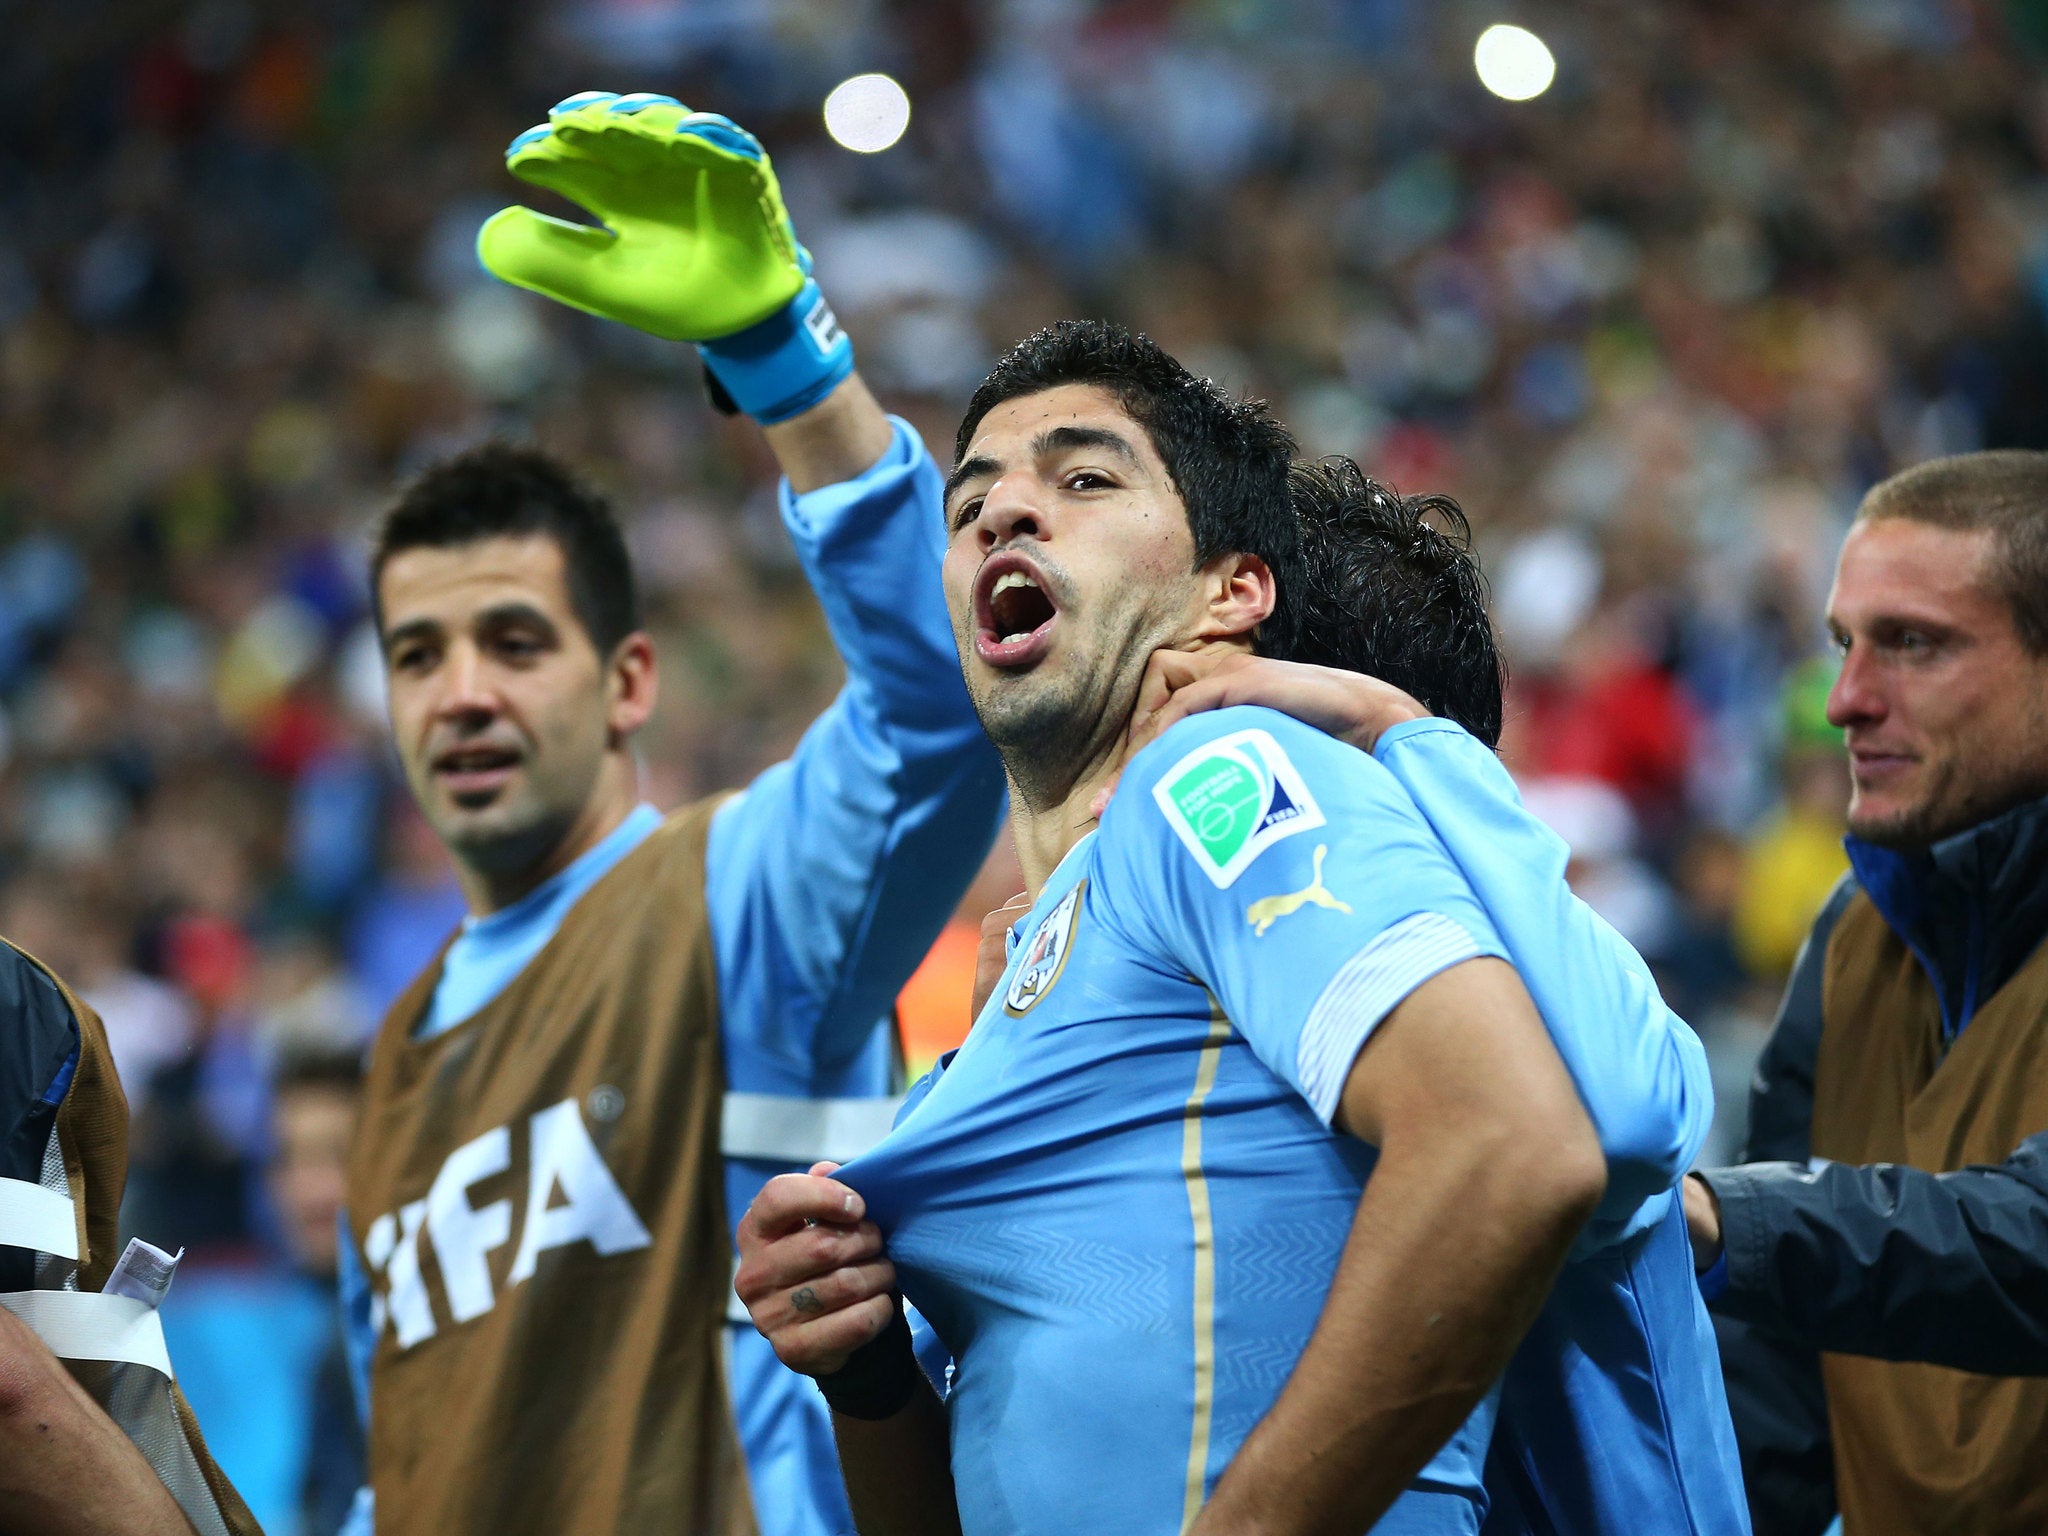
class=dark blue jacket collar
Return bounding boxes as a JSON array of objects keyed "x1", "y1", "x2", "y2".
[{"x1": 1846, "y1": 790, "x2": 2048, "y2": 1037}]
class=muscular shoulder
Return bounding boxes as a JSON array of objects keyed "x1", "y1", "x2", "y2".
[{"x1": 1104, "y1": 706, "x2": 1417, "y2": 884}]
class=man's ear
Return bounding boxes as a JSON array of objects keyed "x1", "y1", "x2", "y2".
[
  {"x1": 1196, "y1": 552, "x2": 1277, "y2": 643},
  {"x1": 606, "y1": 632, "x2": 659, "y2": 746}
]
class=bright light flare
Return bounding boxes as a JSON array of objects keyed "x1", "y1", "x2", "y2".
[
  {"x1": 824, "y1": 74, "x2": 911, "y2": 153},
  {"x1": 1474, "y1": 24, "x2": 1556, "y2": 101}
]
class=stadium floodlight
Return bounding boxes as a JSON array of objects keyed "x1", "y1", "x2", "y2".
[
  {"x1": 1474, "y1": 24, "x2": 1556, "y2": 101},
  {"x1": 824, "y1": 73, "x2": 911, "y2": 153}
]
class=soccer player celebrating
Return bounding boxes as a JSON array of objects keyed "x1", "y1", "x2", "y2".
[
  {"x1": 1114, "y1": 462, "x2": 1748, "y2": 1533},
  {"x1": 336, "y1": 95, "x2": 1004, "y2": 1536},
  {"x1": 736, "y1": 323, "x2": 1733, "y2": 1534}
]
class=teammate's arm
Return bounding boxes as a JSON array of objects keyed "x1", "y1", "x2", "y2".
[
  {"x1": 480, "y1": 92, "x2": 1005, "y2": 1077},
  {"x1": 0, "y1": 1306, "x2": 198, "y2": 1536},
  {"x1": 1189, "y1": 957, "x2": 1606, "y2": 1536},
  {"x1": 735, "y1": 1169, "x2": 961, "y2": 1536}
]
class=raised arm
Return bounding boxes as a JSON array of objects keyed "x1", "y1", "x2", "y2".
[
  {"x1": 704, "y1": 412, "x2": 1004, "y2": 1081},
  {"x1": 480, "y1": 93, "x2": 1005, "y2": 1083}
]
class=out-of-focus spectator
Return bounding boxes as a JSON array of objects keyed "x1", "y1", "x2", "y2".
[
  {"x1": 1733, "y1": 662, "x2": 1852, "y2": 981},
  {"x1": 162, "y1": 1046, "x2": 366, "y2": 1536}
]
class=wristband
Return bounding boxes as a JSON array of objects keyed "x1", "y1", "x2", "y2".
[
  {"x1": 814, "y1": 1301, "x2": 920, "y2": 1421},
  {"x1": 697, "y1": 277, "x2": 855, "y2": 424}
]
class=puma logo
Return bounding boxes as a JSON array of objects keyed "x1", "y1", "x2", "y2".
[{"x1": 1246, "y1": 845, "x2": 1352, "y2": 937}]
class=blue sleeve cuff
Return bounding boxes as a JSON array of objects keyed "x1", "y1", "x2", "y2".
[
  {"x1": 698, "y1": 277, "x2": 856, "y2": 424},
  {"x1": 1697, "y1": 1249, "x2": 1730, "y2": 1302},
  {"x1": 780, "y1": 414, "x2": 921, "y2": 537}
]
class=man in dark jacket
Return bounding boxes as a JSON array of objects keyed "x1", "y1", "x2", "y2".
[
  {"x1": 1685, "y1": 1129, "x2": 2048, "y2": 1377},
  {"x1": 1683, "y1": 450, "x2": 2048, "y2": 1536},
  {"x1": 0, "y1": 937, "x2": 264, "y2": 1536}
]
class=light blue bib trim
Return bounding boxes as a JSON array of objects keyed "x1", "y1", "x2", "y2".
[{"x1": 419, "y1": 803, "x2": 665, "y2": 1038}]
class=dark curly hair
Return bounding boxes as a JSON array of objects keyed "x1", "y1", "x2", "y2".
[
  {"x1": 1275, "y1": 457, "x2": 1505, "y2": 747},
  {"x1": 957, "y1": 321, "x2": 1300, "y2": 643},
  {"x1": 372, "y1": 441, "x2": 639, "y2": 655}
]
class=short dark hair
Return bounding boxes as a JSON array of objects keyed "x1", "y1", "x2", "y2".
[
  {"x1": 372, "y1": 443, "x2": 640, "y2": 655},
  {"x1": 956, "y1": 322, "x2": 1300, "y2": 642},
  {"x1": 1859, "y1": 451, "x2": 2048, "y2": 656},
  {"x1": 271, "y1": 1044, "x2": 362, "y2": 1099},
  {"x1": 1276, "y1": 457, "x2": 1505, "y2": 747}
]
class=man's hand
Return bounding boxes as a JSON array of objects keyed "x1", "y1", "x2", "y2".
[
  {"x1": 1091, "y1": 650, "x2": 1434, "y2": 819},
  {"x1": 1683, "y1": 1172, "x2": 1724, "y2": 1273},
  {"x1": 480, "y1": 92, "x2": 805, "y2": 342},
  {"x1": 480, "y1": 91, "x2": 857, "y2": 427},
  {"x1": 971, "y1": 893, "x2": 1032, "y2": 1020},
  {"x1": 735, "y1": 1162, "x2": 898, "y2": 1378}
]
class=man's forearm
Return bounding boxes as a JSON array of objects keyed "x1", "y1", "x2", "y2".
[
  {"x1": 1191, "y1": 1130, "x2": 1598, "y2": 1535},
  {"x1": 832, "y1": 1377, "x2": 962, "y2": 1536},
  {"x1": 763, "y1": 373, "x2": 897, "y2": 494},
  {"x1": 0, "y1": 1313, "x2": 196, "y2": 1536},
  {"x1": 1700, "y1": 1147, "x2": 2048, "y2": 1374}
]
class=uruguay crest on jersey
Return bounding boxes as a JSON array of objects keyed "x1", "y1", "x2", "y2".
[{"x1": 1005, "y1": 880, "x2": 1084, "y2": 1015}]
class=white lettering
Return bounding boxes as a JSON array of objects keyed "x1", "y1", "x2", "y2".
[
  {"x1": 382, "y1": 1200, "x2": 436, "y2": 1347},
  {"x1": 509, "y1": 1099, "x2": 652, "y2": 1283},
  {"x1": 368, "y1": 1102, "x2": 652, "y2": 1351},
  {"x1": 425, "y1": 1126, "x2": 513, "y2": 1324}
]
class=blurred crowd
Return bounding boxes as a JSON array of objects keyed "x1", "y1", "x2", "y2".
[{"x1": 5, "y1": 0, "x2": 2048, "y2": 1527}]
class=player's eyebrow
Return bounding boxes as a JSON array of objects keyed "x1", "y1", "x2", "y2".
[
  {"x1": 476, "y1": 600, "x2": 560, "y2": 636},
  {"x1": 1033, "y1": 424, "x2": 1142, "y2": 471},
  {"x1": 946, "y1": 425, "x2": 1144, "y2": 504},
  {"x1": 945, "y1": 452, "x2": 1001, "y2": 503},
  {"x1": 381, "y1": 616, "x2": 442, "y2": 654}
]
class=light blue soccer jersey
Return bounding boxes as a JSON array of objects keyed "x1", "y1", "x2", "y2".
[
  {"x1": 841, "y1": 707, "x2": 1515, "y2": 1536},
  {"x1": 841, "y1": 707, "x2": 1744, "y2": 1536},
  {"x1": 1369, "y1": 721, "x2": 1747, "y2": 1536}
]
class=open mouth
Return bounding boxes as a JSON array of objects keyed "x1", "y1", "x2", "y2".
[
  {"x1": 432, "y1": 743, "x2": 522, "y2": 802},
  {"x1": 973, "y1": 553, "x2": 1059, "y2": 668}
]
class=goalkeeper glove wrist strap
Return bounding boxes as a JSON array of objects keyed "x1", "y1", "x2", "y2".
[
  {"x1": 698, "y1": 277, "x2": 854, "y2": 425},
  {"x1": 814, "y1": 1302, "x2": 920, "y2": 1421}
]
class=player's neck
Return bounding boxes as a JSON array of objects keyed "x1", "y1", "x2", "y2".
[
  {"x1": 1008, "y1": 752, "x2": 1121, "y2": 898},
  {"x1": 455, "y1": 756, "x2": 641, "y2": 916}
]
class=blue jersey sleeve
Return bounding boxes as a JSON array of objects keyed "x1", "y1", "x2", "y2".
[
  {"x1": 1372, "y1": 719, "x2": 1714, "y2": 1240},
  {"x1": 706, "y1": 419, "x2": 1008, "y2": 1092},
  {"x1": 1100, "y1": 707, "x2": 1506, "y2": 1125}
]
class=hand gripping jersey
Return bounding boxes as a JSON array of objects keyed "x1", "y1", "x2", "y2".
[
  {"x1": 840, "y1": 709, "x2": 1743, "y2": 1536},
  {"x1": 0, "y1": 939, "x2": 262, "y2": 1536}
]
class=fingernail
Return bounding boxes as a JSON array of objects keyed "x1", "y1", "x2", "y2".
[
  {"x1": 507, "y1": 125, "x2": 551, "y2": 155},
  {"x1": 552, "y1": 91, "x2": 618, "y2": 114}
]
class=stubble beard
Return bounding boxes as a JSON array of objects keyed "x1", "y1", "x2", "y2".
[
  {"x1": 970, "y1": 617, "x2": 1163, "y2": 817},
  {"x1": 1850, "y1": 741, "x2": 2048, "y2": 850},
  {"x1": 424, "y1": 770, "x2": 582, "y2": 890}
]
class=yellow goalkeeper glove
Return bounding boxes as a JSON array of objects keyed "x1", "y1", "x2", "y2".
[{"x1": 478, "y1": 91, "x2": 852, "y2": 422}]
